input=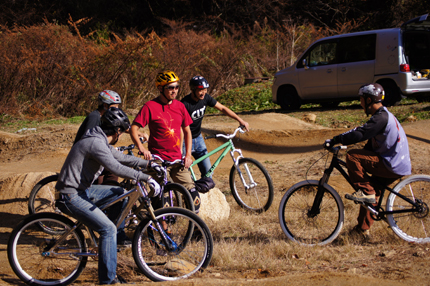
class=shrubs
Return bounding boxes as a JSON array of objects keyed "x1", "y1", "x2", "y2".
[
  {"x1": 213, "y1": 81, "x2": 278, "y2": 113},
  {"x1": 0, "y1": 19, "x2": 340, "y2": 118}
]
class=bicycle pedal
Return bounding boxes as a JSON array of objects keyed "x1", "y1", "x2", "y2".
[{"x1": 355, "y1": 201, "x2": 368, "y2": 206}]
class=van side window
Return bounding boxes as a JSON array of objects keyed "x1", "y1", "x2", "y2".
[
  {"x1": 338, "y1": 34, "x2": 376, "y2": 63},
  {"x1": 297, "y1": 41, "x2": 337, "y2": 68}
]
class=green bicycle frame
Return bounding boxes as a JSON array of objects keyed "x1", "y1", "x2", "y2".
[{"x1": 189, "y1": 139, "x2": 244, "y2": 181}]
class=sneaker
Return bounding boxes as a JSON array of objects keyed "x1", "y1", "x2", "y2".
[
  {"x1": 345, "y1": 190, "x2": 376, "y2": 204},
  {"x1": 349, "y1": 225, "x2": 371, "y2": 241},
  {"x1": 117, "y1": 237, "x2": 132, "y2": 248},
  {"x1": 100, "y1": 274, "x2": 131, "y2": 284}
]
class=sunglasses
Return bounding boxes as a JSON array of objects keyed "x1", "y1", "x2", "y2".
[{"x1": 165, "y1": 84, "x2": 180, "y2": 91}]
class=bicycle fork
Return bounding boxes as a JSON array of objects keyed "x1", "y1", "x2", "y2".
[
  {"x1": 231, "y1": 149, "x2": 257, "y2": 191},
  {"x1": 142, "y1": 197, "x2": 179, "y2": 253},
  {"x1": 309, "y1": 169, "x2": 333, "y2": 217}
]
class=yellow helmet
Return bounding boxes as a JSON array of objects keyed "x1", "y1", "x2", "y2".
[{"x1": 155, "y1": 71, "x2": 179, "y2": 87}]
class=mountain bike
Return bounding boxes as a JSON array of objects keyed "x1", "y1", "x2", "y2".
[
  {"x1": 278, "y1": 145, "x2": 430, "y2": 246},
  {"x1": 8, "y1": 179, "x2": 213, "y2": 285},
  {"x1": 189, "y1": 126, "x2": 274, "y2": 213},
  {"x1": 28, "y1": 142, "x2": 193, "y2": 233}
]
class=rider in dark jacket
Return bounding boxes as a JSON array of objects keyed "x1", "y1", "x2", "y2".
[{"x1": 325, "y1": 83, "x2": 411, "y2": 238}]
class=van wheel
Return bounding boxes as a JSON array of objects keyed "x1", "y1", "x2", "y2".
[
  {"x1": 379, "y1": 81, "x2": 402, "y2": 107},
  {"x1": 278, "y1": 86, "x2": 301, "y2": 110}
]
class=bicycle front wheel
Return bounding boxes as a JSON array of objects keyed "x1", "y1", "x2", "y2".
[
  {"x1": 8, "y1": 212, "x2": 87, "y2": 286},
  {"x1": 386, "y1": 175, "x2": 430, "y2": 243},
  {"x1": 229, "y1": 158, "x2": 274, "y2": 213},
  {"x1": 162, "y1": 183, "x2": 194, "y2": 212},
  {"x1": 278, "y1": 180, "x2": 344, "y2": 246},
  {"x1": 132, "y1": 207, "x2": 213, "y2": 281}
]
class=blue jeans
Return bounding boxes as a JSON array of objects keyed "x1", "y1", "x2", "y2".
[
  {"x1": 57, "y1": 185, "x2": 127, "y2": 284},
  {"x1": 184, "y1": 134, "x2": 212, "y2": 178}
]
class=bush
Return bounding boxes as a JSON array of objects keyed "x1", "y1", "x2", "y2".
[
  {"x1": 212, "y1": 81, "x2": 278, "y2": 113},
  {"x1": 0, "y1": 18, "x2": 348, "y2": 119}
]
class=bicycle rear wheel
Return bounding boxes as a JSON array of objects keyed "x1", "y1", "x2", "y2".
[
  {"x1": 278, "y1": 180, "x2": 344, "y2": 246},
  {"x1": 229, "y1": 158, "x2": 274, "y2": 213},
  {"x1": 132, "y1": 207, "x2": 213, "y2": 281},
  {"x1": 28, "y1": 174, "x2": 70, "y2": 235},
  {"x1": 386, "y1": 175, "x2": 430, "y2": 243},
  {"x1": 28, "y1": 174, "x2": 59, "y2": 215},
  {"x1": 8, "y1": 212, "x2": 87, "y2": 286}
]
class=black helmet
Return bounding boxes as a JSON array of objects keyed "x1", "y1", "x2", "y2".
[
  {"x1": 189, "y1": 76, "x2": 210, "y2": 90},
  {"x1": 101, "y1": 107, "x2": 130, "y2": 133},
  {"x1": 358, "y1": 83, "x2": 385, "y2": 103},
  {"x1": 98, "y1": 90, "x2": 122, "y2": 105}
]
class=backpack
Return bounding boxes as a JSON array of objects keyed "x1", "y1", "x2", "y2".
[{"x1": 194, "y1": 177, "x2": 215, "y2": 193}]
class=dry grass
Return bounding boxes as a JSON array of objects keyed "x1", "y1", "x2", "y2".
[{"x1": 195, "y1": 148, "x2": 430, "y2": 281}]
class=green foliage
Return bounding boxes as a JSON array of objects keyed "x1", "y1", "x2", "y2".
[
  {"x1": 288, "y1": 99, "x2": 430, "y2": 129},
  {"x1": 0, "y1": 115, "x2": 86, "y2": 133},
  {"x1": 210, "y1": 82, "x2": 279, "y2": 113}
]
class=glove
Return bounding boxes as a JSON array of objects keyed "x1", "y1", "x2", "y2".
[
  {"x1": 148, "y1": 178, "x2": 161, "y2": 197},
  {"x1": 323, "y1": 138, "x2": 336, "y2": 149},
  {"x1": 149, "y1": 160, "x2": 163, "y2": 178}
]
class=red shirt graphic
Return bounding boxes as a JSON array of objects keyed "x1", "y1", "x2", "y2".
[{"x1": 133, "y1": 98, "x2": 192, "y2": 161}]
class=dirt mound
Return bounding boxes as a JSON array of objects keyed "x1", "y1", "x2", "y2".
[
  {"x1": 0, "y1": 125, "x2": 77, "y2": 163},
  {"x1": 203, "y1": 112, "x2": 328, "y2": 131},
  {"x1": 0, "y1": 171, "x2": 56, "y2": 224}
]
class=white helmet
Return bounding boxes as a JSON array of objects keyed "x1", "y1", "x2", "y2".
[{"x1": 98, "y1": 90, "x2": 122, "y2": 105}]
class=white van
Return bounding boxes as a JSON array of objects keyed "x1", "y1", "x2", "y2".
[{"x1": 272, "y1": 14, "x2": 430, "y2": 109}]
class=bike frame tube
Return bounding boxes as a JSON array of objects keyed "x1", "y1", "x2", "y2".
[
  {"x1": 310, "y1": 152, "x2": 421, "y2": 218},
  {"x1": 48, "y1": 187, "x2": 142, "y2": 254},
  {"x1": 95, "y1": 187, "x2": 142, "y2": 229},
  {"x1": 189, "y1": 140, "x2": 233, "y2": 180},
  {"x1": 45, "y1": 182, "x2": 176, "y2": 257}
]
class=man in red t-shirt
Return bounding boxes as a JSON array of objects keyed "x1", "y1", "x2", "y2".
[{"x1": 130, "y1": 71, "x2": 200, "y2": 213}]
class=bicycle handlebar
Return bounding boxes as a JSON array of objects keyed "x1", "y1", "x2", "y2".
[
  {"x1": 325, "y1": 145, "x2": 347, "y2": 154},
  {"x1": 118, "y1": 136, "x2": 147, "y2": 153},
  {"x1": 117, "y1": 144, "x2": 135, "y2": 152},
  {"x1": 152, "y1": 154, "x2": 183, "y2": 167},
  {"x1": 205, "y1": 126, "x2": 246, "y2": 140}
]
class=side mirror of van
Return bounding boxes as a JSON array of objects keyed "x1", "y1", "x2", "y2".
[{"x1": 303, "y1": 59, "x2": 309, "y2": 70}]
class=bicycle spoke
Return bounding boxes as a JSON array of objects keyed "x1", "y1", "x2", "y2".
[
  {"x1": 230, "y1": 158, "x2": 273, "y2": 213},
  {"x1": 387, "y1": 175, "x2": 430, "y2": 243},
  {"x1": 279, "y1": 182, "x2": 344, "y2": 245},
  {"x1": 133, "y1": 208, "x2": 212, "y2": 281},
  {"x1": 8, "y1": 214, "x2": 87, "y2": 286}
]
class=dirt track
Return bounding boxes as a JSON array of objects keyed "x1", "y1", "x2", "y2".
[{"x1": 1, "y1": 112, "x2": 430, "y2": 285}]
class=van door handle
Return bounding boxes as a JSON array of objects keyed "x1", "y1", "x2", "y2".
[
  {"x1": 341, "y1": 67, "x2": 347, "y2": 72},
  {"x1": 327, "y1": 69, "x2": 332, "y2": 73}
]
